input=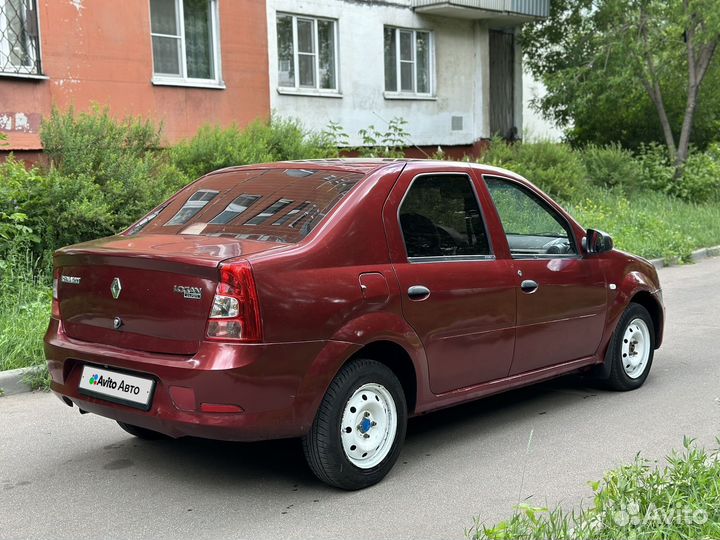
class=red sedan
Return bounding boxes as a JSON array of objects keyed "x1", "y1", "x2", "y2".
[{"x1": 45, "y1": 159, "x2": 664, "y2": 489}]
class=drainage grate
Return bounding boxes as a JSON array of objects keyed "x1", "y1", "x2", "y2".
[{"x1": 0, "y1": 0, "x2": 41, "y2": 75}]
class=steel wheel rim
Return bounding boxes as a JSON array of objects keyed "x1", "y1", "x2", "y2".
[
  {"x1": 621, "y1": 318, "x2": 651, "y2": 379},
  {"x1": 340, "y1": 383, "x2": 397, "y2": 469}
]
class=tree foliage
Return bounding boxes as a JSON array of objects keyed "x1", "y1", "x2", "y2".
[{"x1": 522, "y1": 0, "x2": 720, "y2": 173}]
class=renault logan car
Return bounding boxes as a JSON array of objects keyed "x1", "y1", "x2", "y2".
[{"x1": 45, "y1": 159, "x2": 664, "y2": 490}]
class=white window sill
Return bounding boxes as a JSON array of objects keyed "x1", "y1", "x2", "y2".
[
  {"x1": 0, "y1": 71, "x2": 48, "y2": 81},
  {"x1": 277, "y1": 87, "x2": 343, "y2": 98},
  {"x1": 152, "y1": 77, "x2": 226, "y2": 90},
  {"x1": 383, "y1": 92, "x2": 437, "y2": 101}
]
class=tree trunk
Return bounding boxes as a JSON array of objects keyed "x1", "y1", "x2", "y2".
[
  {"x1": 641, "y1": 78, "x2": 677, "y2": 162},
  {"x1": 636, "y1": 7, "x2": 677, "y2": 162},
  {"x1": 674, "y1": 0, "x2": 719, "y2": 178},
  {"x1": 675, "y1": 85, "x2": 699, "y2": 176}
]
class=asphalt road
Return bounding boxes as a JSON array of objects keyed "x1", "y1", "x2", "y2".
[{"x1": 2, "y1": 257, "x2": 720, "y2": 540}]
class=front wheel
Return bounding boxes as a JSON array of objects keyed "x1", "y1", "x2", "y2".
[
  {"x1": 605, "y1": 303, "x2": 655, "y2": 391},
  {"x1": 302, "y1": 359, "x2": 407, "y2": 490}
]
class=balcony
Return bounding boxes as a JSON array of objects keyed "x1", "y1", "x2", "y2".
[{"x1": 411, "y1": 0, "x2": 549, "y2": 22}]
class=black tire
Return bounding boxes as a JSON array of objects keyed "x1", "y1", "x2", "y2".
[
  {"x1": 605, "y1": 303, "x2": 655, "y2": 391},
  {"x1": 116, "y1": 421, "x2": 169, "y2": 440},
  {"x1": 302, "y1": 358, "x2": 408, "y2": 490}
]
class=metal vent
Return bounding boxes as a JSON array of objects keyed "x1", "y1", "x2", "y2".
[
  {"x1": 0, "y1": 0, "x2": 42, "y2": 76},
  {"x1": 451, "y1": 116, "x2": 464, "y2": 131}
]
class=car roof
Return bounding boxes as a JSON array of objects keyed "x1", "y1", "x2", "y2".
[{"x1": 206, "y1": 158, "x2": 526, "y2": 182}]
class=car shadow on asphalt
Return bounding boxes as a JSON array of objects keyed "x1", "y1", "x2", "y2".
[{"x1": 90, "y1": 374, "x2": 606, "y2": 491}]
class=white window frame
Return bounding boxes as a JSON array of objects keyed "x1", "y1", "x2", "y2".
[
  {"x1": 384, "y1": 26, "x2": 434, "y2": 99},
  {"x1": 150, "y1": 0, "x2": 224, "y2": 89},
  {"x1": 276, "y1": 12, "x2": 340, "y2": 96}
]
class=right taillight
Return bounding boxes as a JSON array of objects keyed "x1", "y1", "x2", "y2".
[
  {"x1": 51, "y1": 266, "x2": 61, "y2": 319},
  {"x1": 206, "y1": 259, "x2": 262, "y2": 342}
]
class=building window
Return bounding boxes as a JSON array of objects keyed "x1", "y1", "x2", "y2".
[
  {"x1": 276, "y1": 13, "x2": 338, "y2": 92},
  {"x1": 0, "y1": 0, "x2": 41, "y2": 76},
  {"x1": 384, "y1": 27, "x2": 432, "y2": 95},
  {"x1": 150, "y1": 0, "x2": 222, "y2": 86}
]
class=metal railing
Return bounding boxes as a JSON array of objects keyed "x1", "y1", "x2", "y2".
[{"x1": 0, "y1": 0, "x2": 42, "y2": 76}]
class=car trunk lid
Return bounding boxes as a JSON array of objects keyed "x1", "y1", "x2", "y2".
[{"x1": 54, "y1": 234, "x2": 289, "y2": 355}]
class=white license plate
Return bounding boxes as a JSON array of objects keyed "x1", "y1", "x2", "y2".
[{"x1": 78, "y1": 365, "x2": 155, "y2": 410}]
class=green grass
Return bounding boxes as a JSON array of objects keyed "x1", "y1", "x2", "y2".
[
  {"x1": 468, "y1": 437, "x2": 720, "y2": 540},
  {"x1": 0, "y1": 250, "x2": 51, "y2": 388},
  {"x1": 568, "y1": 191, "x2": 720, "y2": 261}
]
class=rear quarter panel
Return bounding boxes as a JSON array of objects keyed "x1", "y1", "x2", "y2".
[{"x1": 248, "y1": 163, "x2": 408, "y2": 344}]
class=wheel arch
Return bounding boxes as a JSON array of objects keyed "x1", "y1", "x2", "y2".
[
  {"x1": 629, "y1": 290, "x2": 664, "y2": 348},
  {"x1": 346, "y1": 340, "x2": 418, "y2": 415}
]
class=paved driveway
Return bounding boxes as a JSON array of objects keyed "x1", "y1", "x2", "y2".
[{"x1": 1, "y1": 257, "x2": 719, "y2": 540}]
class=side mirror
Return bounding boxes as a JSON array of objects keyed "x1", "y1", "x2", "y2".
[{"x1": 583, "y1": 229, "x2": 614, "y2": 254}]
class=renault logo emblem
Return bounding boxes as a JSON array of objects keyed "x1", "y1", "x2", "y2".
[{"x1": 111, "y1": 277, "x2": 122, "y2": 299}]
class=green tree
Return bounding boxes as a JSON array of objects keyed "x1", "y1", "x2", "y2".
[{"x1": 522, "y1": 0, "x2": 720, "y2": 177}]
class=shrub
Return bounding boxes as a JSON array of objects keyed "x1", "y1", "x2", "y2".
[
  {"x1": 42, "y1": 106, "x2": 162, "y2": 182},
  {"x1": 27, "y1": 107, "x2": 186, "y2": 255},
  {"x1": 171, "y1": 116, "x2": 337, "y2": 179},
  {"x1": 356, "y1": 117, "x2": 411, "y2": 158},
  {"x1": 477, "y1": 136, "x2": 516, "y2": 165},
  {"x1": 479, "y1": 140, "x2": 589, "y2": 201},
  {"x1": 635, "y1": 143, "x2": 720, "y2": 203},
  {"x1": 0, "y1": 157, "x2": 42, "y2": 262},
  {"x1": 581, "y1": 144, "x2": 644, "y2": 191},
  {"x1": 678, "y1": 147, "x2": 720, "y2": 203}
]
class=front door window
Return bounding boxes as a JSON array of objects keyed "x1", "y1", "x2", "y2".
[{"x1": 485, "y1": 177, "x2": 576, "y2": 258}]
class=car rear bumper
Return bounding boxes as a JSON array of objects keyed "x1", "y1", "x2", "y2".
[{"x1": 44, "y1": 319, "x2": 353, "y2": 441}]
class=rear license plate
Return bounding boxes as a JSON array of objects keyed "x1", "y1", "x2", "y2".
[{"x1": 78, "y1": 365, "x2": 155, "y2": 410}]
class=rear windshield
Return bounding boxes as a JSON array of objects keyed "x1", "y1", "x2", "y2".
[{"x1": 126, "y1": 168, "x2": 363, "y2": 243}]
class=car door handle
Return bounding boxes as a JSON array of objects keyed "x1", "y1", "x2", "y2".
[
  {"x1": 520, "y1": 280, "x2": 539, "y2": 294},
  {"x1": 407, "y1": 285, "x2": 431, "y2": 301}
]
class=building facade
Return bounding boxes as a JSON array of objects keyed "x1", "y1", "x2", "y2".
[
  {"x1": 0, "y1": 0, "x2": 269, "y2": 155},
  {"x1": 267, "y1": 0, "x2": 550, "y2": 149},
  {"x1": 0, "y1": 0, "x2": 550, "y2": 157},
  {"x1": 522, "y1": 70, "x2": 563, "y2": 141}
]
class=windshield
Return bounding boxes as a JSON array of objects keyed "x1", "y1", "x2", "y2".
[{"x1": 126, "y1": 168, "x2": 363, "y2": 243}]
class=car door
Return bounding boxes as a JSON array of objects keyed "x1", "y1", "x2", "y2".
[
  {"x1": 482, "y1": 175, "x2": 607, "y2": 375},
  {"x1": 383, "y1": 167, "x2": 517, "y2": 395}
]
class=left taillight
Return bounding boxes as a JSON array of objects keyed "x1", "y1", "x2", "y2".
[
  {"x1": 206, "y1": 259, "x2": 262, "y2": 342},
  {"x1": 51, "y1": 267, "x2": 61, "y2": 319}
]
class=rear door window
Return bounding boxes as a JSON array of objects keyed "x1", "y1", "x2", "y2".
[
  {"x1": 399, "y1": 174, "x2": 491, "y2": 260},
  {"x1": 127, "y1": 168, "x2": 363, "y2": 243}
]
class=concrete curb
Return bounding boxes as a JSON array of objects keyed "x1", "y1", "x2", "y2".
[
  {"x1": 651, "y1": 245, "x2": 720, "y2": 270},
  {"x1": 0, "y1": 366, "x2": 41, "y2": 396}
]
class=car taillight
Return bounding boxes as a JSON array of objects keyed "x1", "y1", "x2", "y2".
[
  {"x1": 52, "y1": 267, "x2": 61, "y2": 319},
  {"x1": 206, "y1": 259, "x2": 262, "y2": 342}
]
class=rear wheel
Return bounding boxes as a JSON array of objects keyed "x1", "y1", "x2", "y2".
[
  {"x1": 302, "y1": 359, "x2": 407, "y2": 490},
  {"x1": 605, "y1": 303, "x2": 655, "y2": 391},
  {"x1": 116, "y1": 421, "x2": 168, "y2": 440}
]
